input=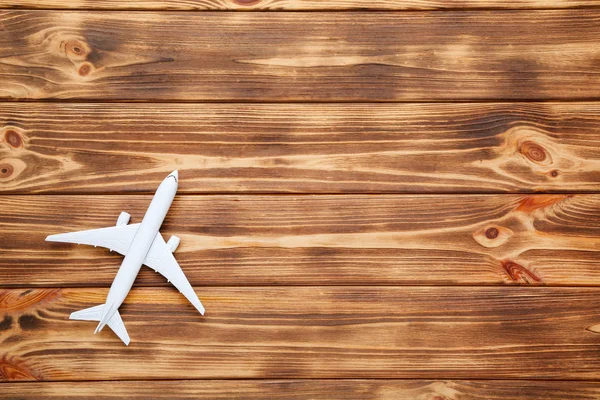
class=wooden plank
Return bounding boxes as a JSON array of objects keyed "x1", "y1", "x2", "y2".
[
  {"x1": 3, "y1": 286, "x2": 600, "y2": 380},
  {"x1": 3, "y1": 380, "x2": 600, "y2": 400},
  {"x1": 2, "y1": 103, "x2": 600, "y2": 194},
  {"x1": 1, "y1": 194, "x2": 599, "y2": 287},
  {"x1": 1, "y1": 11, "x2": 599, "y2": 101},
  {"x1": 0, "y1": 0, "x2": 599, "y2": 11}
]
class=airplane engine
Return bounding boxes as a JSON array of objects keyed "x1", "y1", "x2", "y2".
[
  {"x1": 116, "y1": 212, "x2": 130, "y2": 226},
  {"x1": 167, "y1": 236, "x2": 180, "y2": 253}
]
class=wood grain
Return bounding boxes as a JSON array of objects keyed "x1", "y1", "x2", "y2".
[
  {"x1": 0, "y1": 5, "x2": 599, "y2": 397},
  {"x1": 1, "y1": 194, "x2": 599, "y2": 287},
  {"x1": 0, "y1": 0, "x2": 598, "y2": 10},
  {"x1": 3, "y1": 286, "x2": 600, "y2": 380},
  {"x1": 1, "y1": 11, "x2": 600, "y2": 101},
  {"x1": 2, "y1": 103, "x2": 600, "y2": 194},
  {"x1": 4, "y1": 380, "x2": 600, "y2": 399}
]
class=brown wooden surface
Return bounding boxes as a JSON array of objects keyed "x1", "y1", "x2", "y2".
[
  {"x1": 1, "y1": 2, "x2": 600, "y2": 398},
  {"x1": 1, "y1": 103, "x2": 600, "y2": 194},
  {"x1": 1, "y1": 0, "x2": 599, "y2": 10},
  {"x1": 1, "y1": 11, "x2": 600, "y2": 101},
  {"x1": 3, "y1": 287, "x2": 600, "y2": 381},
  {"x1": 4, "y1": 380, "x2": 600, "y2": 399},
  {"x1": 1, "y1": 194, "x2": 599, "y2": 287}
]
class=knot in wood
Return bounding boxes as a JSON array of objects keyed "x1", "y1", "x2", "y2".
[
  {"x1": 519, "y1": 140, "x2": 551, "y2": 165},
  {"x1": 78, "y1": 63, "x2": 92, "y2": 77},
  {"x1": 516, "y1": 194, "x2": 570, "y2": 213},
  {"x1": 0, "y1": 163, "x2": 13, "y2": 178},
  {"x1": 501, "y1": 260, "x2": 542, "y2": 284},
  {"x1": 472, "y1": 225, "x2": 513, "y2": 248},
  {"x1": 4, "y1": 129, "x2": 22, "y2": 148},
  {"x1": 0, "y1": 356, "x2": 40, "y2": 381},
  {"x1": 65, "y1": 40, "x2": 87, "y2": 57},
  {"x1": 485, "y1": 227, "x2": 499, "y2": 239},
  {"x1": 586, "y1": 324, "x2": 600, "y2": 334}
]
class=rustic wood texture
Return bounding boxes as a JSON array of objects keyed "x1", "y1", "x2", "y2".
[
  {"x1": 3, "y1": 286, "x2": 600, "y2": 381},
  {"x1": 4, "y1": 380, "x2": 600, "y2": 400},
  {"x1": 1, "y1": 103, "x2": 600, "y2": 194},
  {"x1": 1, "y1": 0, "x2": 599, "y2": 10},
  {"x1": 2, "y1": 3, "x2": 600, "y2": 398},
  {"x1": 1, "y1": 11, "x2": 600, "y2": 101},
  {"x1": 1, "y1": 194, "x2": 599, "y2": 287}
]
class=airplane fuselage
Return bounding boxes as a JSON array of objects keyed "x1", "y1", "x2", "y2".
[{"x1": 98, "y1": 172, "x2": 178, "y2": 330}]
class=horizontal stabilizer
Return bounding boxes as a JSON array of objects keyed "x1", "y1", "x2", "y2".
[
  {"x1": 70, "y1": 304, "x2": 130, "y2": 346},
  {"x1": 70, "y1": 304, "x2": 104, "y2": 321}
]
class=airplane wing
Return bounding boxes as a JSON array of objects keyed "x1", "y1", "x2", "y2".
[
  {"x1": 47, "y1": 218, "x2": 205, "y2": 315},
  {"x1": 46, "y1": 223, "x2": 140, "y2": 256},
  {"x1": 144, "y1": 233, "x2": 205, "y2": 315}
]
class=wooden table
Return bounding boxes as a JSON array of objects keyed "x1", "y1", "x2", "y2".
[{"x1": 1, "y1": 1, "x2": 600, "y2": 398}]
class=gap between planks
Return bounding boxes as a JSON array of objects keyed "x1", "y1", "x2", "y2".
[
  {"x1": 6, "y1": 99, "x2": 600, "y2": 104},
  {"x1": 2, "y1": 2, "x2": 600, "y2": 11}
]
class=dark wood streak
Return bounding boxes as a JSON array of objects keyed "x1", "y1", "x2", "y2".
[
  {"x1": 0, "y1": 315, "x2": 12, "y2": 331},
  {"x1": 18, "y1": 314, "x2": 40, "y2": 330},
  {"x1": 0, "y1": 194, "x2": 598, "y2": 287},
  {"x1": 1, "y1": 11, "x2": 600, "y2": 101}
]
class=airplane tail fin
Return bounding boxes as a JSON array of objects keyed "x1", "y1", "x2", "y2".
[{"x1": 70, "y1": 304, "x2": 130, "y2": 346}]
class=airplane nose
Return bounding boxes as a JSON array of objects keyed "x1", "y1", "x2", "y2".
[{"x1": 170, "y1": 170, "x2": 178, "y2": 181}]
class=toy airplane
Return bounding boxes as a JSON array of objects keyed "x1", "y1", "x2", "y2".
[{"x1": 46, "y1": 170, "x2": 204, "y2": 345}]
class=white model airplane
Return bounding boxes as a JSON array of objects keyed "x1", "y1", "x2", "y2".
[{"x1": 46, "y1": 170, "x2": 204, "y2": 345}]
